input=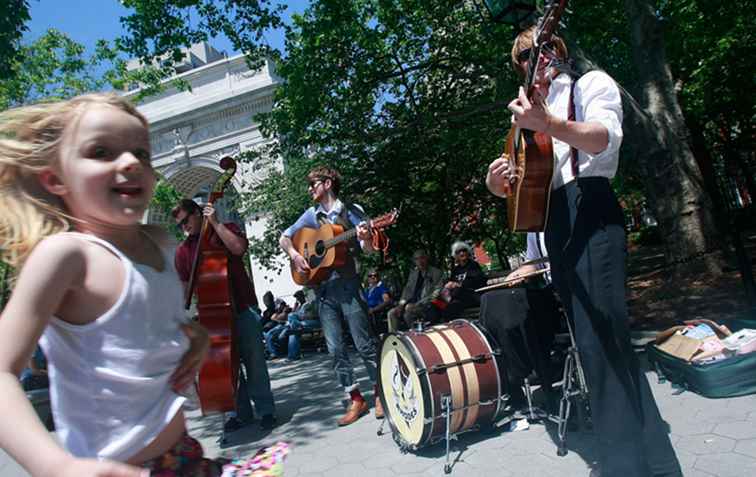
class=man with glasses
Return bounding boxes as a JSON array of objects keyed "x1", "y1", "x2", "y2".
[
  {"x1": 171, "y1": 198, "x2": 277, "y2": 433},
  {"x1": 279, "y1": 166, "x2": 383, "y2": 426},
  {"x1": 486, "y1": 26, "x2": 681, "y2": 477},
  {"x1": 386, "y1": 249, "x2": 444, "y2": 332}
]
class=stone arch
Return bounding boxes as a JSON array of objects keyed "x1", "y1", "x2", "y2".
[{"x1": 148, "y1": 156, "x2": 245, "y2": 225}]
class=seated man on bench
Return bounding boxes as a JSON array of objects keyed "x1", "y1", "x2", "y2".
[
  {"x1": 386, "y1": 249, "x2": 444, "y2": 332},
  {"x1": 267, "y1": 289, "x2": 321, "y2": 362},
  {"x1": 433, "y1": 241, "x2": 487, "y2": 322}
]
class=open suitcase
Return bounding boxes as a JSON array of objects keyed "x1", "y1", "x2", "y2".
[{"x1": 647, "y1": 317, "x2": 756, "y2": 398}]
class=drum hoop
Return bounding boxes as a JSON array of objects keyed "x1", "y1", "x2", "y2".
[{"x1": 378, "y1": 331, "x2": 435, "y2": 449}]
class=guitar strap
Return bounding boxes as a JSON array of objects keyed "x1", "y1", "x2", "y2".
[{"x1": 568, "y1": 78, "x2": 579, "y2": 179}]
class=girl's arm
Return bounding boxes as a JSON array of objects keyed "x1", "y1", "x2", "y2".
[{"x1": 0, "y1": 236, "x2": 145, "y2": 477}]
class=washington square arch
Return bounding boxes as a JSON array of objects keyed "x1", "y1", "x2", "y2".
[{"x1": 124, "y1": 43, "x2": 299, "y2": 304}]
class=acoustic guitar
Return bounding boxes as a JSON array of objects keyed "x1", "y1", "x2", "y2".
[
  {"x1": 503, "y1": 0, "x2": 569, "y2": 232},
  {"x1": 290, "y1": 209, "x2": 399, "y2": 286}
]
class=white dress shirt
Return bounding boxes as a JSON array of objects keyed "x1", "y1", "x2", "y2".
[{"x1": 546, "y1": 70, "x2": 624, "y2": 189}]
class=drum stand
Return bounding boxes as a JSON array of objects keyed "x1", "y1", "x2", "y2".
[{"x1": 523, "y1": 311, "x2": 590, "y2": 456}]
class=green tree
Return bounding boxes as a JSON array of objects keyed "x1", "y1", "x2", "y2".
[
  {"x1": 0, "y1": 29, "x2": 114, "y2": 110},
  {"x1": 0, "y1": 0, "x2": 31, "y2": 80},
  {"x1": 249, "y1": 0, "x2": 526, "y2": 272}
]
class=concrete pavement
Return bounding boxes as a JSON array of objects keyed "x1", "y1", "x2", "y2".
[{"x1": 3, "y1": 349, "x2": 756, "y2": 476}]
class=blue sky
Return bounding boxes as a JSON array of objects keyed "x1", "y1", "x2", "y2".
[{"x1": 25, "y1": 0, "x2": 310, "y2": 60}]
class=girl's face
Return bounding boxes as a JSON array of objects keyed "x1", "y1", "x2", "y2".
[{"x1": 48, "y1": 104, "x2": 155, "y2": 227}]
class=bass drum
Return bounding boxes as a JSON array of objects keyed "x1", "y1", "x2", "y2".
[{"x1": 378, "y1": 320, "x2": 504, "y2": 450}]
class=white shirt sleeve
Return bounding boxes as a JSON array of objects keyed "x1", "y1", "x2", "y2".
[{"x1": 577, "y1": 70, "x2": 623, "y2": 161}]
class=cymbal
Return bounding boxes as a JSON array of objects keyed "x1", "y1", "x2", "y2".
[
  {"x1": 518, "y1": 256, "x2": 550, "y2": 267},
  {"x1": 475, "y1": 267, "x2": 550, "y2": 293}
]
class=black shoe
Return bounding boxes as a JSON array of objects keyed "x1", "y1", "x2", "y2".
[
  {"x1": 223, "y1": 417, "x2": 248, "y2": 433},
  {"x1": 260, "y1": 414, "x2": 277, "y2": 430}
]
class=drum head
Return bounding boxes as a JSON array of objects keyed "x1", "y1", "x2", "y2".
[{"x1": 379, "y1": 334, "x2": 429, "y2": 448}]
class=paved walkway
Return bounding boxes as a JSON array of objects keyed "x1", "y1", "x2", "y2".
[{"x1": 3, "y1": 349, "x2": 756, "y2": 477}]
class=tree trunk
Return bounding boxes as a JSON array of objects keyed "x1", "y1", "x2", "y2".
[{"x1": 623, "y1": 0, "x2": 725, "y2": 274}]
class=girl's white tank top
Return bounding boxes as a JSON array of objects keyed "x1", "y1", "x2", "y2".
[{"x1": 39, "y1": 232, "x2": 190, "y2": 462}]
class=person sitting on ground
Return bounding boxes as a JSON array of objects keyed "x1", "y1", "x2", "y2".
[
  {"x1": 363, "y1": 269, "x2": 393, "y2": 335},
  {"x1": 386, "y1": 249, "x2": 444, "y2": 332},
  {"x1": 436, "y1": 241, "x2": 487, "y2": 321}
]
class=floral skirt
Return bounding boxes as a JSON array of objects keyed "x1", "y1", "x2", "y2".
[{"x1": 141, "y1": 433, "x2": 224, "y2": 477}]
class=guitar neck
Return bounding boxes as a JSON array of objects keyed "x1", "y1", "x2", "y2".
[{"x1": 323, "y1": 227, "x2": 359, "y2": 249}]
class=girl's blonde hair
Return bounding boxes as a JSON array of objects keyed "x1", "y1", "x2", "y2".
[{"x1": 0, "y1": 93, "x2": 148, "y2": 269}]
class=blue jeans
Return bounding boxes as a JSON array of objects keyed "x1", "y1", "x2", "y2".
[
  {"x1": 236, "y1": 307, "x2": 275, "y2": 420},
  {"x1": 264, "y1": 324, "x2": 288, "y2": 358},
  {"x1": 286, "y1": 313, "x2": 321, "y2": 360},
  {"x1": 317, "y1": 277, "x2": 377, "y2": 392}
]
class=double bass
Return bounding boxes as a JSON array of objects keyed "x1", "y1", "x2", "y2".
[
  {"x1": 504, "y1": 0, "x2": 569, "y2": 232},
  {"x1": 185, "y1": 156, "x2": 238, "y2": 414}
]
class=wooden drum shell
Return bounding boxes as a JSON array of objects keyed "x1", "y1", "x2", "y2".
[{"x1": 379, "y1": 320, "x2": 502, "y2": 449}]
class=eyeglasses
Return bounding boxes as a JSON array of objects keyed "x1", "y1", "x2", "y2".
[
  {"x1": 455, "y1": 249, "x2": 469, "y2": 256},
  {"x1": 367, "y1": 274, "x2": 378, "y2": 278},
  {"x1": 308, "y1": 179, "x2": 323, "y2": 189},
  {"x1": 176, "y1": 212, "x2": 194, "y2": 229},
  {"x1": 516, "y1": 42, "x2": 554, "y2": 63},
  {"x1": 516, "y1": 48, "x2": 532, "y2": 63}
]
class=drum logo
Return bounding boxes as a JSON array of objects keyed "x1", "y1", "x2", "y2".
[{"x1": 390, "y1": 351, "x2": 419, "y2": 424}]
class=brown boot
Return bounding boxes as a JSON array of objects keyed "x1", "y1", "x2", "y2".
[
  {"x1": 374, "y1": 396, "x2": 385, "y2": 419},
  {"x1": 338, "y1": 399, "x2": 369, "y2": 426}
]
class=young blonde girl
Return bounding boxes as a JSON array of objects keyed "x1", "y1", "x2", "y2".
[{"x1": 0, "y1": 93, "x2": 218, "y2": 476}]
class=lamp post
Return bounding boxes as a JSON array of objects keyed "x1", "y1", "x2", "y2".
[{"x1": 480, "y1": 0, "x2": 538, "y2": 26}]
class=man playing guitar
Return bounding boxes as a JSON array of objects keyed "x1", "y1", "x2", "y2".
[
  {"x1": 279, "y1": 166, "x2": 383, "y2": 426},
  {"x1": 486, "y1": 26, "x2": 681, "y2": 477}
]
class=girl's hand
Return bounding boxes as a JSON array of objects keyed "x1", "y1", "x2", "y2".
[
  {"x1": 171, "y1": 321, "x2": 209, "y2": 392},
  {"x1": 59, "y1": 458, "x2": 149, "y2": 477}
]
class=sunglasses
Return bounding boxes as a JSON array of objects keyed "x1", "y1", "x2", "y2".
[
  {"x1": 177, "y1": 211, "x2": 195, "y2": 229},
  {"x1": 368, "y1": 274, "x2": 378, "y2": 278},
  {"x1": 308, "y1": 179, "x2": 324, "y2": 189},
  {"x1": 516, "y1": 42, "x2": 554, "y2": 63}
]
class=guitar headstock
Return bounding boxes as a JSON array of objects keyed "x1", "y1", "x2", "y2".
[
  {"x1": 534, "y1": 0, "x2": 568, "y2": 47},
  {"x1": 370, "y1": 208, "x2": 400, "y2": 230},
  {"x1": 525, "y1": 0, "x2": 569, "y2": 88}
]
